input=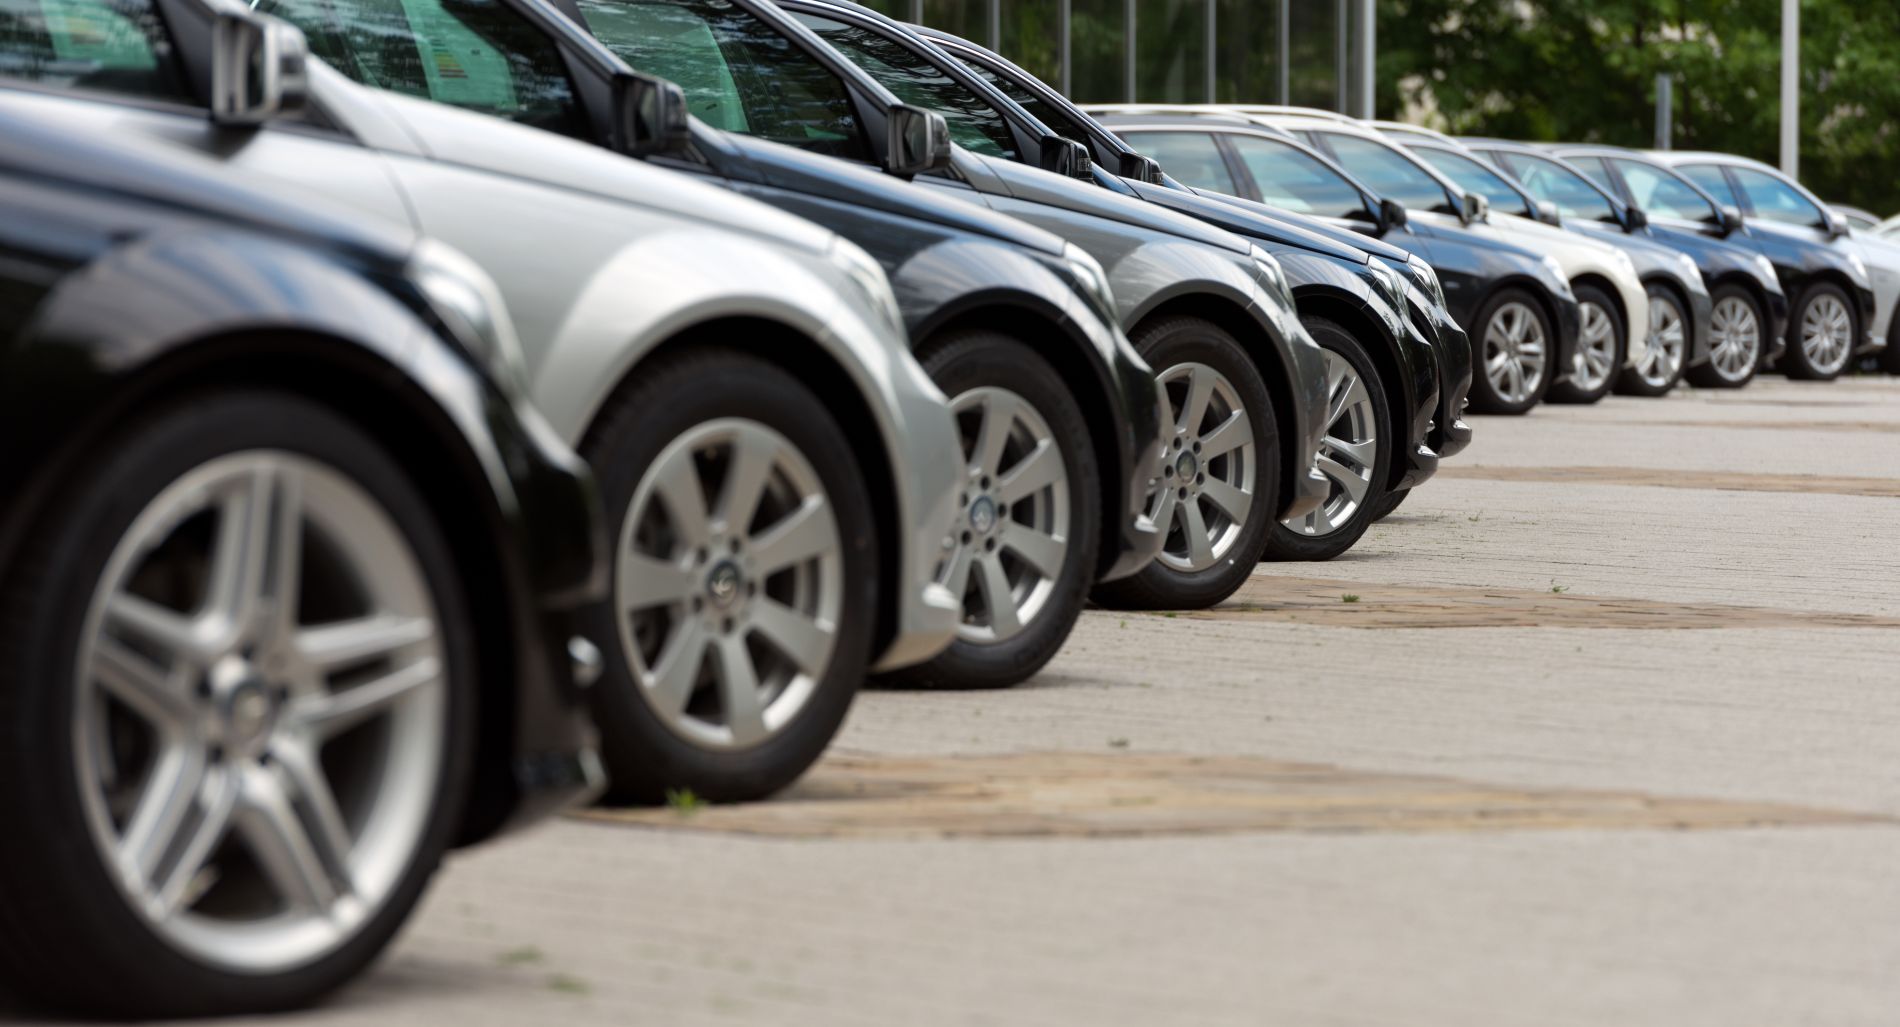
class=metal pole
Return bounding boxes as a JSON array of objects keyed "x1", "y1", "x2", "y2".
[
  {"x1": 1206, "y1": 0, "x2": 1217, "y2": 103},
  {"x1": 1059, "y1": 0, "x2": 1071, "y2": 96},
  {"x1": 1780, "y1": 0, "x2": 1798, "y2": 176},
  {"x1": 1125, "y1": 0, "x2": 1137, "y2": 103},
  {"x1": 988, "y1": 0, "x2": 1000, "y2": 50},
  {"x1": 1276, "y1": 0, "x2": 1289, "y2": 105},
  {"x1": 909, "y1": 0, "x2": 920, "y2": 25},
  {"x1": 1654, "y1": 73, "x2": 1672, "y2": 150},
  {"x1": 1356, "y1": 0, "x2": 1374, "y2": 118},
  {"x1": 1335, "y1": 0, "x2": 1348, "y2": 112}
]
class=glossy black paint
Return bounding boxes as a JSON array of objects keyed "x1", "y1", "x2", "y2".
[
  {"x1": 0, "y1": 108, "x2": 605, "y2": 846},
  {"x1": 536, "y1": 0, "x2": 1165, "y2": 581}
]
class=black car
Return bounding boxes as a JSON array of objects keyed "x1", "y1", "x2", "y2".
[
  {"x1": 1092, "y1": 112, "x2": 1581, "y2": 417},
  {"x1": 566, "y1": 0, "x2": 1334, "y2": 607},
  {"x1": 904, "y1": 26, "x2": 1473, "y2": 518},
  {"x1": 800, "y1": 8, "x2": 1444, "y2": 559},
  {"x1": 0, "y1": 108, "x2": 605, "y2": 1015},
  {"x1": 1553, "y1": 145, "x2": 1874, "y2": 382},
  {"x1": 1465, "y1": 139, "x2": 1789, "y2": 389}
]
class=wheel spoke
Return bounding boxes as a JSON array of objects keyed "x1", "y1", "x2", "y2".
[
  {"x1": 119, "y1": 743, "x2": 209, "y2": 887},
  {"x1": 203, "y1": 468, "x2": 280, "y2": 646},
  {"x1": 93, "y1": 635, "x2": 193, "y2": 731},
  {"x1": 971, "y1": 392, "x2": 1019, "y2": 478},
  {"x1": 108, "y1": 593, "x2": 207, "y2": 663},
  {"x1": 618, "y1": 551, "x2": 699, "y2": 611},
  {"x1": 1198, "y1": 410, "x2": 1251, "y2": 459},
  {"x1": 749, "y1": 598, "x2": 832, "y2": 675},
  {"x1": 149, "y1": 766, "x2": 239, "y2": 918},
  {"x1": 1317, "y1": 454, "x2": 1371, "y2": 505},
  {"x1": 235, "y1": 765, "x2": 340, "y2": 912},
  {"x1": 1505, "y1": 358, "x2": 1526, "y2": 400},
  {"x1": 717, "y1": 428, "x2": 777, "y2": 537},
  {"x1": 1001, "y1": 522, "x2": 1065, "y2": 578},
  {"x1": 651, "y1": 453, "x2": 712, "y2": 551},
  {"x1": 996, "y1": 441, "x2": 1063, "y2": 505},
  {"x1": 293, "y1": 656, "x2": 439, "y2": 740},
  {"x1": 269, "y1": 741, "x2": 353, "y2": 893},
  {"x1": 1328, "y1": 370, "x2": 1369, "y2": 427},
  {"x1": 1200, "y1": 477, "x2": 1251, "y2": 524},
  {"x1": 712, "y1": 635, "x2": 767, "y2": 746},
  {"x1": 941, "y1": 544, "x2": 976, "y2": 599},
  {"x1": 296, "y1": 615, "x2": 433, "y2": 672},
  {"x1": 750, "y1": 497, "x2": 835, "y2": 577},
  {"x1": 646, "y1": 618, "x2": 708, "y2": 714},
  {"x1": 1177, "y1": 366, "x2": 1214, "y2": 434},
  {"x1": 973, "y1": 553, "x2": 1021, "y2": 637},
  {"x1": 1181, "y1": 498, "x2": 1214, "y2": 567},
  {"x1": 1150, "y1": 483, "x2": 1182, "y2": 539},
  {"x1": 1322, "y1": 435, "x2": 1376, "y2": 470}
]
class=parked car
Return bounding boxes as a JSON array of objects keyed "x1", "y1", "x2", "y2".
[
  {"x1": 1554, "y1": 146, "x2": 1878, "y2": 382},
  {"x1": 1, "y1": 0, "x2": 970, "y2": 804},
  {"x1": 0, "y1": 106, "x2": 605, "y2": 1016},
  {"x1": 1394, "y1": 137, "x2": 1709, "y2": 399},
  {"x1": 384, "y1": 0, "x2": 1162, "y2": 689},
  {"x1": 1645, "y1": 151, "x2": 1888, "y2": 379},
  {"x1": 1835, "y1": 205, "x2": 1883, "y2": 232},
  {"x1": 766, "y1": 4, "x2": 1441, "y2": 558},
  {"x1": 1465, "y1": 139, "x2": 1788, "y2": 389},
  {"x1": 568, "y1": 0, "x2": 1330, "y2": 602},
  {"x1": 1087, "y1": 110, "x2": 1579, "y2": 417}
]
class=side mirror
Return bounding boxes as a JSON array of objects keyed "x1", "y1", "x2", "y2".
[
  {"x1": 1622, "y1": 205, "x2": 1648, "y2": 232},
  {"x1": 1040, "y1": 135, "x2": 1093, "y2": 180},
  {"x1": 1378, "y1": 196, "x2": 1408, "y2": 233},
  {"x1": 1824, "y1": 209, "x2": 1851, "y2": 238},
  {"x1": 1119, "y1": 152, "x2": 1164, "y2": 185},
  {"x1": 1716, "y1": 204, "x2": 1745, "y2": 237},
  {"x1": 1460, "y1": 191, "x2": 1489, "y2": 225},
  {"x1": 608, "y1": 71, "x2": 690, "y2": 157},
  {"x1": 1535, "y1": 200, "x2": 1562, "y2": 226},
  {"x1": 886, "y1": 104, "x2": 952, "y2": 177},
  {"x1": 209, "y1": 11, "x2": 308, "y2": 125}
]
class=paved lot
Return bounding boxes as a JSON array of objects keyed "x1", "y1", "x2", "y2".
[{"x1": 104, "y1": 378, "x2": 1900, "y2": 1025}]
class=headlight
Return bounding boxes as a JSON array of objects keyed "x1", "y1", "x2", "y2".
[
  {"x1": 1540, "y1": 254, "x2": 1566, "y2": 282},
  {"x1": 1408, "y1": 254, "x2": 1448, "y2": 310},
  {"x1": 827, "y1": 236, "x2": 906, "y2": 342},
  {"x1": 1249, "y1": 245, "x2": 1297, "y2": 312},
  {"x1": 1365, "y1": 259, "x2": 1409, "y2": 337},
  {"x1": 1847, "y1": 250, "x2": 1870, "y2": 282},
  {"x1": 409, "y1": 239, "x2": 529, "y2": 392},
  {"x1": 1611, "y1": 248, "x2": 1636, "y2": 275},
  {"x1": 1754, "y1": 253, "x2": 1778, "y2": 282},
  {"x1": 1061, "y1": 242, "x2": 1120, "y2": 324}
]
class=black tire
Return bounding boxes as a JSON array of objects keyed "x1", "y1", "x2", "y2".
[
  {"x1": 1615, "y1": 285, "x2": 1688, "y2": 397},
  {"x1": 1466, "y1": 287, "x2": 1556, "y2": 415},
  {"x1": 1371, "y1": 487, "x2": 1410, "y2": 521},
  {"x1": 877, "y1": 332, "x2": 1100, "y2": 690},
  {"x1": 1880, "y1": 309, "x2": 1900, "y2": 375},
  {"x1": 1550, "y1": 283, "x2": 1626, "y2": 403},
  {"x1": 1090, "y1": 316, "x2": 1279, "y2": 611},
  {"x1": 581, "y1": 347, "x2": 875, "y2": 805},
  {"x1": 1782, "y1": 281, "x2": 1858, "y2": 381},
  {"x1": 1686, "y1": 283, "x2": 1765, "y2": 388},
  {"x1": 1262, "y1": 317, "x2": 1391, "y2": 561},
  {"x1": 0, "y1": 391, "x2": 475, "y2": 1018}
]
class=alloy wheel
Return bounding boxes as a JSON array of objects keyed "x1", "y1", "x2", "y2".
[
  {"x1": 1708, "y1": 295, "x2": 1762, "y2": 382},
  {"x1": 615, "y1": 419, "x2": 842, "y2": 751},
  {"x1": 1147, "y1": 362, "x2": 1256, "y2": 572},
  {"x1": 1633, "y1": 291, "x2": 1687, "y2": 388},
  {"x1": 1483, "y1": 301, "x2": 1548, "y2": 404},
  {"x1": 1570, "y1": 300, "x2": 1618, "y2": 392},
  {"x1": 941, "y1": 387, "x2": 1071, "y2": 644},
  {"x1": 1801, "y1": 293, "x2": 1854, "y2": 375},
  {"x1": 1284, "y1": 349, "x2": 1378, "y2": 537},
  {"x1": 76, "y1": 453, "x2": 446, "y2": 974}
]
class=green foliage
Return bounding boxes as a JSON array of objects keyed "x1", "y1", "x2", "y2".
[{"x1": 1375, "y1": 0, "x2": 1900, "y2": 215}]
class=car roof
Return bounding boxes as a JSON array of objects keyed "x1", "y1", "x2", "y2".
[
  {"x1": 1369, "y1": 120, "x2": 1458, "y2": 145},
  {"x1": 1092, "y1": 112, "x2": 1279, "y2": 132}
]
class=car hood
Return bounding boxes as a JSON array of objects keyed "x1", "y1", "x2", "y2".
[
  {"x1": 1127, "y1": 180, "x2": 1370, "y2": 263},
  {"x1": 719, "y1": 130, "x2": 1067, "y2": 258},
  {"x1": 972, "y1": 152, "x2": 1251, "y2": 255}
]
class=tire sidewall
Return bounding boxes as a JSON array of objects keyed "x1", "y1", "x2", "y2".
[{"x1": 1263, "y1": 317, "x2": 1391, "y2": 561}]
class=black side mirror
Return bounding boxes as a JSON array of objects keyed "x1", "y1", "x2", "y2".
[
  {"x1": 1622, "y1": 205, "x2": 1648, "y2": 232},
  {"x1": 608, "y1": 71, "x2": 690, "y2": 157},
  {"x1": 209, "y1": 11, "x2": 308, "y2": 125},
  {"x1": 1040, "y1": 135, "x2": 1093, "y2": 180},
  {"x1": 1716, "y1": 204, "x2": 1744, "y2": 237},
  {"x1": 1460, "y1": 191, "x2": 1489, "y2": 225},
  {"x1": 1378, "y1": 197, "x2": 1408, "y2": 234},
  {"x1": 1119, "y1": 152, "x2": 1164, "y2": 185},
  {"x1": 886, "y1": 104, "x2": 952, "y2": 177}
]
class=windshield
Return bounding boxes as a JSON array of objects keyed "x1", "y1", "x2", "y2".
[
  {"x1": 1317, "y1": 132, "x2": 1455, "y2": 214},
  {"x1": 1413, "y1": 147, "x2": 1534, "y2": 218},
  {"x1": 1495, "y1": 152, "x2": 1618, "y2": 223}
]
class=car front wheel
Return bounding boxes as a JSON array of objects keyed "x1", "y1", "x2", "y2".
[
  {"x1": 1467, "y1": 288, "x2": 1554, "y2": 414},
  {"x1": 1617, "y1": 285, "x2": 1688, "y2": 396},
  {"x1": 1263, "y1": 317, "x2": 1391, "y2": 561},
  {"x1": 1782, "y1": 282, "x2": 1857, "y2": 380},
  {"x1": 1686, "y1": 285, "x2": 1765, "y2": 388}
]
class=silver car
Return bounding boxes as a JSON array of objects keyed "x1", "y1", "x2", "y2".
[{"x1": 0, "y1": 1, "x2": 966, "y2": 810}]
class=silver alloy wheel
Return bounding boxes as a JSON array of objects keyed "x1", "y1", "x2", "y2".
[
  {"x1": 1633, "y1": 291, "x2": 1687, "y2": 388},
  {"x1": 1708, "y1": 295, "x2": 1761, "y2": 381},
  {"x1": 76, "y1": 453, "x2": 446, "y2": 974},
  {"x1": 1483, "y1": 301, "x2": 1548, "y2": 404},
  {"x1": 941, "y1": 387, "x2": 1070, "y2": 644},
  {"x1": 615, "y1": 419, "x2": 842, "y2": 751},
  {"x1": 1147, "y1": 362, "x2": 1256, "y2": 572},
  {"x1": 1801, "y1": 292, "x2": 1854, "y2": 374},
  {"x1": 1284, "y1": 349, "x2": 1378, "y2": 537},
  {"x1": 1571, "y1": 300, "x2": 1618, "y2": 392}
]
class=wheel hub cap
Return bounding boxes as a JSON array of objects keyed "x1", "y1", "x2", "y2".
[
  {"x1": 968, "y1": 495, "x2": 998, "y2": 534},
  {"x1": 1175, "y1": 451, "x2": 1200, "y2": 481},
  {"x1": 704, "y1": 560, "x2": 745, "y2": 610}
]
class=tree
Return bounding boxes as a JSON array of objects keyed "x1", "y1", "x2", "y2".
[{"x1": 1375, "y1": 0, "x2": 1900, "y2": 215}]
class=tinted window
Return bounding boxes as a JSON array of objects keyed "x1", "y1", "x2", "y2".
[
  {"x1": 1731, "y1": 166, "x2": 1825, "y2": 228},
  {"x1": 1566, "y1": 154, "x2": 1618, "y2": 193},
  {"x1": 1676, "y1": 163, "x2": 1739, "y2": 208},
  {"x1": 1615, "y1": 159, "x2": 1720, "y2": 221},
  {"x1": 1225, "y1": 134, "x2": 1371, "y2": 220},
  {"x1": 1118, "y1": 131, "x2": 1234, "y2": 194},
  {"x1": 259, "y1": 0, "x2": 582, "y2": 136},
  {"x1": 0, "y1": 0, "x2": 187, "y2": 101},
  {"x1": 1317, "y1": 132, "x2": 1455, "y2": 214},
  {"x1": 1841, "y1": 209, "x2": 1879, "y2": 231},
  {"x1": 959, "y1": 56, "x2": 1093, "y2": 147},
  {"x1": 1413, "y1": 147, "x2": 1534, "y2": 218},
  {"x1": 578, "y1": 0, "x2": 866, "y2": 160},
  {"x1": 793, "y1": 13, "x2": 1017, "y2": 160},
  {"x1": 1496, "y1": 152, "x2": 1617, "y2": 222}
]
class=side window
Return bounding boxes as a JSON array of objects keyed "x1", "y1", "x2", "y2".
[
  {"x1": 258, "y1": 0, "x2": 583, "y2": 137},
  {"x1": 1412, "y1": 147, "x2": 1534, "y2": 218},
  {"x1": 1615, "y1": 159, "x2": 1720, "y2": 221},
  {"x1": 1225, "y1": 134, "x2": 1371, "y2": 220},
  {"x1": 579, "y1": 0, "x2": 867, "y2": 159},
  {"x1": 1320, "y1": 132, "x2": 1456, "y2": 215},
  {"x1": 1498, "y1": 153, "x2": 1617, "y2": 222},
  {"x1": 0, "y1": 0, "x2": 188, "y2": 102},
  {"x1": 961, "y1": 58, "x2": 1091, "y2": 147},
  {"x1": 1117, "y1": 131, "x2": 1235, "y2": 194},
  {"x1": 1566, "y1": 155, "x2": 1618, "y2": 193},
  {"x1": 1730, "y1": 167, "x2": 1826, "y2": 228},
  {"x1": 1675, "y1": 163, "x2": 1740, "y2": 208},
  {"x1": 793, "y1": 13, "x2": 1017, "y2": 161}
]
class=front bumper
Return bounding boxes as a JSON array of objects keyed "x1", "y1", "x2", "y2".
[
  {"x1": 1683, "y1": 280, "x2": 1716, "y2": 369},
  {"x1": 1394, "y1": 295, "x2": 1442, "y2": 492},
  {"x1": 1101, "y1": 333, "x2": 1167, "y2": 582},
  {"x1": 1854, "y1": 282, "x2": 1884, "y2": 357},
  {"x1": 1764, "y1": 287, "x2": 1791, "y2": 361},
  {"x1": 867, "y1": 340, "x2": 965, "y2": 673},
  {"x1": 1425, "y1": 310, "x2": 1473, "y2": 461},
  {"x1": 1281, "y1": 313, "x2": 1331, "y2": 521},
  {"x1": 1550, "y1": 292, "x2": 1583, "y2": 387}
]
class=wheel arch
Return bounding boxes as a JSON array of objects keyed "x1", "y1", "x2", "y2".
[{"x1": 1291, "y1": 288, "x2": 1414, "y2": 492}]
